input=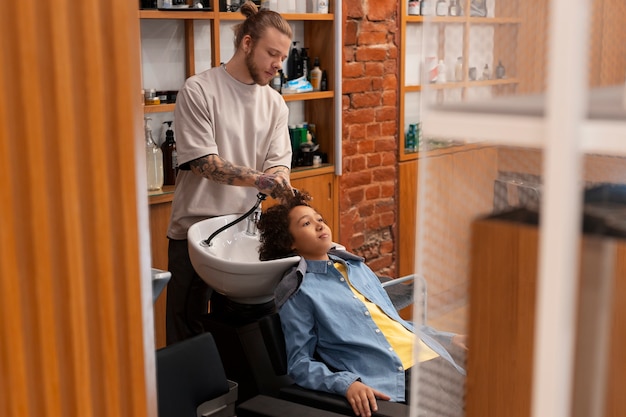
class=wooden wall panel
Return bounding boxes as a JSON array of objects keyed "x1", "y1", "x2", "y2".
[
  {"x1": 466, "y1": 217, "x2": 626, "y2": 417},
  {"x1": 0, "y1": 1, "x2": 153, "y2": 417}
]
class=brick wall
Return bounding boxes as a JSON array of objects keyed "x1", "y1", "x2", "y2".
[{"x1": 339, "y1": 0, "x2": 399, "y2": 277}]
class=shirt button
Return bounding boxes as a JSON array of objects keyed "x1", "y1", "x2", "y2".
[
  {"x1": 328, "y1": 261, "x2": 332, "y2": 265},
  {"x1": 353, "y1": 295, "x2": 357, "y2": 299},
  {"x1": 375, "y1": 329, "x2": 381, "y2": 333},
  {"x1": 364, "y1": 311, "x2": 370, "y2": 316},
  {"x1": 340, "y1": 278, "x2": 345, "y2": 282},
  {"x1": 388, "y1": 347, "x2": 393, "y2": 351},
  {"x1": 398, "y1": 366, "x2": 404, "y2": 371}
]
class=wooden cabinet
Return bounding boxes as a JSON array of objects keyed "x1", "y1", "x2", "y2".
[
  {"x1": 467, "y1": 214, "x2": 626, "y2": 417},
  {"x1": 148, "y1": 188, "x2": 175, "y2": 349}
]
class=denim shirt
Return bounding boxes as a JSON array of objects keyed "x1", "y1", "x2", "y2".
[{"x1": 276, "y1": 250, "x2": 465, "y2": 402}]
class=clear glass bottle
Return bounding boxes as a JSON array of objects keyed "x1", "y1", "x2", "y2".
[
  {"x1": 436, "y1": 0, "x2": 447, "y2": 16},
  {"x1": 144, "y1": 117, "x2": 164, "y2": 191},
  {"x1": 454, "y1": 56, "x2": 464, "y2": 81}
]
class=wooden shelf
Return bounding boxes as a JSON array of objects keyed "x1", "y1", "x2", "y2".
[
  {"x1": 219, "y1": 12, "x2": 334, "y2": 21},
  {"x1": 143, "y1": 103, "x2": 176, "y2": 113},
  {"x1": 139, "y1": 9, "x2": 216, "y2": 19}
]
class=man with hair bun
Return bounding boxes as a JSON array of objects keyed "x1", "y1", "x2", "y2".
[{"x1": 165, "y1": 1, "x2": 294, "y2": 345}]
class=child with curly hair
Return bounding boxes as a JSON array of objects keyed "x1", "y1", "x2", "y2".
[{"x1": 257, "y1": 191, "x2": 467, "y2": 417}]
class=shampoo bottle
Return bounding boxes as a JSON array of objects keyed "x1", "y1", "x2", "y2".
[
  {"x1": 144, "y1": 117, "x2": 164, "y2": 191},
  {"x1": 310, "y1": 57, "x2": 322, "y2": 91},
  {"x1": 161, "y1": 121, "x2": 177, "y2": 186},
  {"x1": 287, "y1": 41, "x2": 302, "y2": 80}
]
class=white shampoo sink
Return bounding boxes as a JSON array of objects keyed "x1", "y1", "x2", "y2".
[{"x1": 188, "y1": 214, "x2": 301, "y2": 304}]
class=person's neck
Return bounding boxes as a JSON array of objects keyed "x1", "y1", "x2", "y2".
[{"x1": 223, "y1": 56, "x2": 254, "y2": 85}]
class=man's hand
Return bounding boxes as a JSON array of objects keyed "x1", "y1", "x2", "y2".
[
  {"x1": 346, "y1": 381, "x2": 391, "y2": 417},
  {"x1": 255, "y1": 173, "x2": 292, "y2": 201}
]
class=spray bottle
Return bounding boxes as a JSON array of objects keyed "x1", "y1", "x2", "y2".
[
  {"x1": 144, "y1": 117, "x2": 164, "y2": 191},
  {"x1": 161, "y1": 121, "x2": 177, "y2": 186}
]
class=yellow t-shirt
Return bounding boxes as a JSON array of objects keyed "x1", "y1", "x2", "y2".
[{"x1": 334, "y1": 262, "x2": 438, "y2": 369}]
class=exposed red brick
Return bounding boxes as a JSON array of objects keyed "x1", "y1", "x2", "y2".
[
  {"x1": 365, "y1": 185, "x2": 380, "y2": 200},
  {"x1": 380, "y1": 240, "x2": 394, "y2": 254},
  {"x1": 355, "y1": 46, "x2": 388, "y2": 62},
  {"x1": 356, "y1": 139, "x2": 376, "y2": 154},
  {"x1": 342, "y1": 170, "x2": 372, "y2": 188},
  {"x1": 343, "y1": 108, "x2": 376, "y2": 124},
  {"x1": 365, "y1": 62, "x2": 385, "y2": 77},
  {"x1": 357, "y1": 31, "x2": 388, "y2": 46},
  {"x1": 344, "y1": 61, "x2": 365, "y2": 78},
  {"x1": 343, "y1": 78, "x2": 373, "y2": 94},
  {"x1": 347, "y1": 188, "x2": 365, "y2": 205},
  {"x1": 366, "y1": 123, "x2": 381, "y2": 138},
  {"x1": 352, "y1": 92, "x2": 382, "y2": 108},
  {"x1": 367, "y1": 254, "x2": 393, "y2": 272},
  {"x1": 380, "y1": 211, "x2": 395, "y2": 227},
  {"x1": 367, "y1": 153, "x2": 382, "y2": 167},
  {"x1": 381, "y1": 91, "x2": 396, "y2": 107},
  {"x1": 350, "y1": 234, "x2": 366, "y2": 251},
  {"x1": 358, "y1": 203, "x2": 375, "y2": 217},
  {"x1": 366, "y1": 0, "x2": 395, "y2": 21},
  {"x1": 375, "y1": 106, "x2": 397, "y2": 122},
  {"x1": 344, "y1": 20, "x2": 359, "y2": 45},
  {"x1": 345, "y1": 0, "x2": 365, "y2": 19},
  {"x1": 374, "y1": 138, "x2": 396, "y2": 153},
  {"x1": 380, "y1": 120, "x2": 397, "y2": 135},
  {"x1": 348, "y1": 124, "x2": 367, "y2": 141},
  {"x1": 339, "y1": 0, "x2": 399, "y2": 277},
  {"x1": 372, "y1": 166, "x2": 396, "y2": 182},
  {"x1": 347, "y1": 155, "x2": 367, "y2": 172}
]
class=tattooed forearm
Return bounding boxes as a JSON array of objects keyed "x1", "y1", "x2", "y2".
[{"x1": 189, "y1": 154, "x2": 257, "y2": 186}]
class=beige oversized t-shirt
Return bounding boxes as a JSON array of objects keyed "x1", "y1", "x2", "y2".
[{"x1": 167, "y1": 65, "x2": 292, "y2": 240}]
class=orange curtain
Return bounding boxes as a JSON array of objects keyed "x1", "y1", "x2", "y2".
[{"x1": 0, "y1": 1, "x2": 154, "y2": 417}]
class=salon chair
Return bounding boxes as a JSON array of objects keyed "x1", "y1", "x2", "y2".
[
  {"x1": 156, "y1": 332, "x2": 238, "y2": 417},
  {"x1": 239, "y1": 275, "x2": 423, "y2": 417}
]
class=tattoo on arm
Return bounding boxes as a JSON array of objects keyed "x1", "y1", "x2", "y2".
[{"x1": 189, "y1": 154, "x2": 257, "y2": 186}]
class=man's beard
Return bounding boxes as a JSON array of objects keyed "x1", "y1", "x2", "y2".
[{"x1": 245, "y1": 45, "x2": 271, "y2": 86}]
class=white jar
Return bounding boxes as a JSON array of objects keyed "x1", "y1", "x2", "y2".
[
  {"x1": 408, "y1": 1, "x2": 421, "y2": 15},
  {"x1": 314, "y1": 0, "x2": 328, "y2": 14}
]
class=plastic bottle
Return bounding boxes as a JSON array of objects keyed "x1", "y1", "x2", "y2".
[
  {"x1": 144, "y1": 117, "x2": 163, "y2": 191},
  {"x1": 287, "y1": 41, "x2": 302, "y2": 80},
  {"x1": 300, "y1": 48, "x2": 310, "y2": 80},
  {"x1": 495, "y1": 60, "x2": 506, "y2": 79},
  {"x1": 448, "y1": 0, "x2": 462, "y2": 16},
  {"x1": 161, "y1": 121, "x2": 177, "y2": 186},
  {"x1": 436, "y1": 60, "x2": 447, "y2": 84},
  {"x1": 314, "y1": 0, "x2": 328, "y2": 13},
  {"x1": 408, "y1": 1, "x2": 421, "y2": 15},
  {"x1": 405, "y1": 124, "x2": 417, "y2": 153},
  {"x1": 436, "y1": 0, "x2": 447, "y2": 16},
  {"x1": 454, "y1": 56, "x2": 463, "y2": 81},
  {"x1": 310, "y1": 57, "x2": 322, "y2": 91},
  {"x1": 482, "y1": 64, "x2": 490, "y2": 80},
  {"x1": 320, "y1": 70, "x2": 328, "y2": 91}
]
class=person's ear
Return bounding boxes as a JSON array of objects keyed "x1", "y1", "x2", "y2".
[{"x1": 242, "y1": 35, "x2": 253, "y2": 54}]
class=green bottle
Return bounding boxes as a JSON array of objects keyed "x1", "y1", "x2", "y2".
[{"x1": 405, "y1": 124, "x2": 418, "y2": 153}]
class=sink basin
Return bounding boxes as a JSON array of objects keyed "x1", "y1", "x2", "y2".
[{"x1": 187, "y1": 214, "x2": 301, "y2": 304}]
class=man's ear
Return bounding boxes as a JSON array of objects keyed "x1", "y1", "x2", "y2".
[{"x1": 242, "y1": 34, "x2": 253, "y2": 54}]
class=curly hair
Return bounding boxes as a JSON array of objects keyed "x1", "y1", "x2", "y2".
[{"x1": 257, "y1": 190, "x2": 313, "y2": 261}]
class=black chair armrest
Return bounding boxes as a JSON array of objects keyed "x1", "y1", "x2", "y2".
[{"x1": 280, "y1": 385, "x2": 409, "y2": 417}]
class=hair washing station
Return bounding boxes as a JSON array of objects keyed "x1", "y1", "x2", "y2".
[{"x1": 184, "y1": 204, "x2": 413, "y2": 416}]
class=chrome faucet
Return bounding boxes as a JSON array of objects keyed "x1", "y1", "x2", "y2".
[{"x1": 246, "y1": 207, "x2": 262, "y2": 236}]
